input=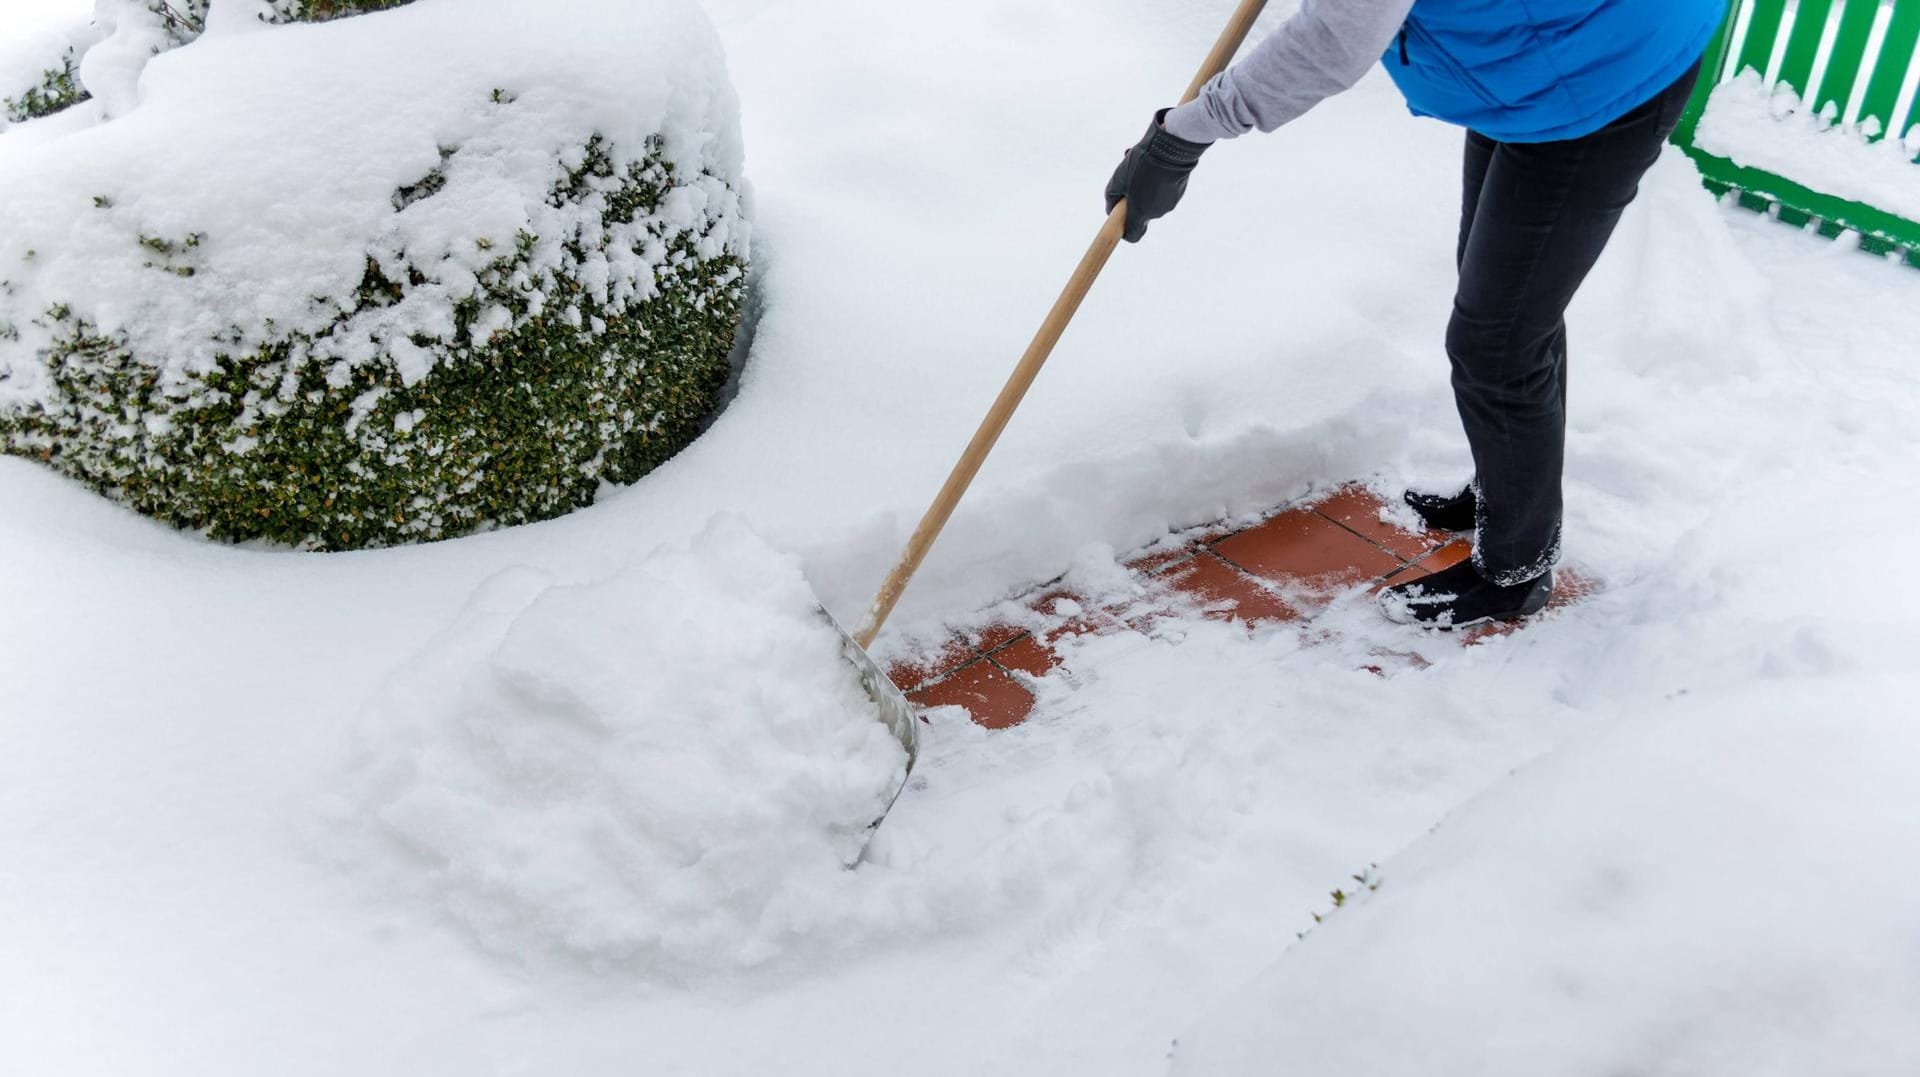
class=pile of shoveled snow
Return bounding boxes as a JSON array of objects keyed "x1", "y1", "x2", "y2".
[
  {"x1": 1171, "y1": 674, "x2": 1920, "y2": 1075},
  {"x1": 328, "y1": 518, "x2": 910, "y2": 974}
]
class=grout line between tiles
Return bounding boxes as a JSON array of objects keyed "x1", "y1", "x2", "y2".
[
  {"x1": 980, "y1": 634, "x2": 1038, "y2": 679},
  {"x1": 980, "y1": 632, "x2": 1033, "y2": 658},
  {"x1": 1143, "y1": 549, "x2": 1202, "y2": 575},
  {"x1": 1309, "y1": 506, "x2": 1434, "y2": 567},
  {"x1": 902, "y1": 652, "x2": 990, "y2": 696},
  {"x1": 1202, "y1": 546, "x2": 1272, "y2": 587}
]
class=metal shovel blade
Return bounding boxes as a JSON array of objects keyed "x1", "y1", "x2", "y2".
[{"x1": 821, "y1": 610, "x2": 920, "y2": 859}]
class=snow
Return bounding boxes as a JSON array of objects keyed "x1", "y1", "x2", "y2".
[
  {"x1": 73, "y1": 0, "x2": 175, "y2": 120},
  {"x1": 324, "y1": 517, "x2": 909, "y2": 977},
  {"x1": 0, "y1": 0, "x2": 746, "y2": 410},
  {"x1": 1174, "y1": 678, "x2": 1920, "y2": 1075},
  {"x1": 1696, "y1": 69, "x2": 1920, "y2": 220},
  {"x1": 5, "y1": 0, "x2": 1920, "y2": 1074},
  {"x1": 1175, "y1": 467, "x2": 1920, "y2": 1074},
  {"x1": 0, "y1": 0, "x2": 94, "y2": 69}
]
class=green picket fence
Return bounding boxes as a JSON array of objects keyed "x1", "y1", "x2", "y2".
[{"x1": 1671, "y1": 0, "x2": 1920, "y2": 266}]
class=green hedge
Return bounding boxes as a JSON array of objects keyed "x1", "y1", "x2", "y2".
[{"x1": 1, "y1": 136, "x2": 746, "y2": 550}]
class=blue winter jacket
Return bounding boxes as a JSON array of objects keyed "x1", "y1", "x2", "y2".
[{"x1": 1382, "y1": 0, "x2": 1727, "y2": 142}]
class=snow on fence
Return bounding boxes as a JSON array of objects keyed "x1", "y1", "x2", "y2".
[{"x1": 1672, "y1": 0, "x2": 1920, "y2": 265}]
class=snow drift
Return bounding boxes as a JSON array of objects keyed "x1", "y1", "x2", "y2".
[
  {"x1": 0, "y1": 0, "x2": 750, "y2": 549},
  {"x1": 1171, "y1": 677, "x2": 1920, "y2": 1076}
]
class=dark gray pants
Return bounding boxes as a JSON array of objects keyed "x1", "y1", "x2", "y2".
[{"x1": 1450, "y1": 62, "x2": 1701, "y2": 584}]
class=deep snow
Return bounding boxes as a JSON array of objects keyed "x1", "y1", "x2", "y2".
[
  {"x1": 1175, "y1": 673, "x2": 1920, "y2": 1076},
  {"x1": 4, "y1": 1, "x2": 1920, "y2": 1075}
]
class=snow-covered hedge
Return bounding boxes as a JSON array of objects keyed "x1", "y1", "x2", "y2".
[{"x1": 0, "y1": 0, "x2": 749, "y2": 549}]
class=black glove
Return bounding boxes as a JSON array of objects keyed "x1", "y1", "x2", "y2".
[{"x1": 1104, "y1": 108, "x2": 1210, "y2": 243}]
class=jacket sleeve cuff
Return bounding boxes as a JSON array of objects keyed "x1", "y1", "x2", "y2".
[{"x1": 1161, "y1": 98, "x2": 1234, "y2": 145}]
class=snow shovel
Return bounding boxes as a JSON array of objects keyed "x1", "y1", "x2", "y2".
[{"x1": 840, "y1": 0, "x2": 1272, "y2": 846}]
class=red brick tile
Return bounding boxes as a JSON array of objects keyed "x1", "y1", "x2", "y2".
[
  {"x1": 1310, "y1": 485, "x2": 1445, "y2": 561},
  {"x1": 1424, "y1": 539, "x2": 1474, "y2": 572},
  {"x1": 907, "y1": 660, "x2": 1035, "y2": 730},
  {"x1": 988, "y1": 633, "x2": 1060, "y2": 678},
  {"x1": 1160, "y1": 551, "x2": 1301, "y2": 625},
  {"x1": 1378, "y1": 539, "x2": 1474, "y2": 588},
  {"x1": 886, "y1": 637, "x2": 979, "y2": 694},
  {"x1": 1212, "y1": 508, "x2": 1403, "y2": 593}
]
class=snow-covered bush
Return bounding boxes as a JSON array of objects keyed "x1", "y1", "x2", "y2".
[
  {"x1": 0, "y1": 0, "x2": 749, "y2": 549},
  {"x1": 0, "y1": 21, "x2": 101, "y2": 127},
  {"x1": 1, "y1": 49, "x2": 87, "y2": 124}
]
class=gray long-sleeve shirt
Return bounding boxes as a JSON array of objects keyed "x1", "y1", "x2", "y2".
[{"x1": 1162, "y1": 0, "x2": 1417, "y2": 143}]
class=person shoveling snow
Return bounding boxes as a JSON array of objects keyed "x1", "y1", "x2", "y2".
[{"x1": 1105, "y1": 0, "x2": 1726, "y2": 629}]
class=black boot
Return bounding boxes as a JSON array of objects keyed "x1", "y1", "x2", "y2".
[
  {"x1": 1379, "y1": 559, "x2": 1553, "y2": 629},
  {"x1": 1404, "y1": 486, "x2": 1477, "y2": 533}
]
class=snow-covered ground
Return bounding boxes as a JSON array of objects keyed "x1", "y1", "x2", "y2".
[{"x1": 5, "y1": 1, "x2": 1920, "y2": 1074}]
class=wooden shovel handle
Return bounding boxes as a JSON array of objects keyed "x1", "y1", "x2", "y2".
[{"x1": 853, "y1": 0, "x2": 1271, "y2": 649}]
